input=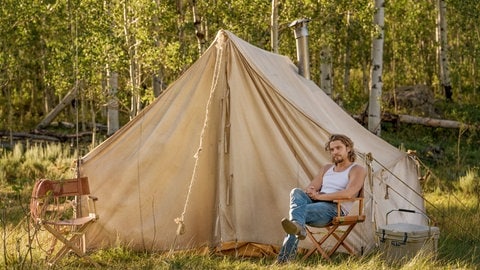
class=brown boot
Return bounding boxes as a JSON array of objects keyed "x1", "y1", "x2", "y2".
[{"x1": 281, "y1": 218, "x2": 306, "y2": 240}]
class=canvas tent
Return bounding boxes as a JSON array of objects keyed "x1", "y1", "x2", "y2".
[{"x1": 79, "y1": 30, "x2": 426, "y2": 256}]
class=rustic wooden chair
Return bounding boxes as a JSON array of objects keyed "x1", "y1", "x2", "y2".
[
  {"x1": 30, "y1": 177, "x2": 99, "y2": 267},
  {"x1": 302, "y1": 188, "x2": 365, "y2": 261}
]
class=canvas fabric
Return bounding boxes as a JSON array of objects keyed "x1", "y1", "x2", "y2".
[{"x1": 80, "y1": 30, "x2": 425, "y2": 255}]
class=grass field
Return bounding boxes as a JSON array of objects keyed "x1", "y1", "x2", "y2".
[{"x1": 1, "y1": 143, "x2": 479, "y2": 269}]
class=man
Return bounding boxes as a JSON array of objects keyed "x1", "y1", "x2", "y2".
[{"x1": 277, "y1": 134, "x2": 366, "y2": 263}]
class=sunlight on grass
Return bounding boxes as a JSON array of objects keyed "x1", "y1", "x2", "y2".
[
  {"x1": 0, "y1": 143, "x2": 76, "y2": 186},
  {"x1": 425, "y1": 190, "x2": 480, "y2": 267},
  {"x1": 1, "y1": 143, "x2": 479, "y2": 269}
]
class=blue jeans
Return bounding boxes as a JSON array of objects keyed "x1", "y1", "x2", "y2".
[{"x1": 277, "y1": 188, "x2": 339, "y2": 263}]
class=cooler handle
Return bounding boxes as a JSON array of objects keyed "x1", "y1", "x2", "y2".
[
  {"x1": 398, "y1": 208, "x2": 415, "y2": 213},
  {"x1": 380, "y1": 230, "x2": 408, "y2": 246},
  {"x1": 386, "y1": 209, "x2": 431, "y2": 227}
]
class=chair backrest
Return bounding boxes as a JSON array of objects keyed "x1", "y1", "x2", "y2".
[
  {"x1": 32, "y1": 177, "x2": 90, "y2": 197},
  {"x1": 30, "y1": 177, "x2": 90, "y2": 221}
]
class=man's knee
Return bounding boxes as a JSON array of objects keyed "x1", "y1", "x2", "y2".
[{"x1": 290, "y1": 188, "x2": 305, "y2": 198}]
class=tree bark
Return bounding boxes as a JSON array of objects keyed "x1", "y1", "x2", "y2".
[
  {"x1": 153, "y1": 73, "x2": 165, "y2": 98},
  {"x1": 153, "y1": 0, "x2": 166, "y2": 98},
  {"x1": 107, "y1": 71, "x2": 119, "y2": 136},
  {"x1": 437, "y1": 0, "x2": 453, "y2": 101},
  {"x1": 123, "y1": 1, "x2": 140, "y2": 119},
  {"x1": 343, "y1": 11, "x2": 352, "y2": 93},
  {"x1": 36, "y1": 87, "x2": 78, "y2": 129},
  {"x1": 270, "y1": 0, "x2": 279, "y2": 54},
  {"x1": 368, "y1": 0, "x2": 385, "y2": 136},
  {"x1": 354, "y1": 112, "x2": 475, "y2": 130},
  {"x1": 191, "y1": 0, "x2": 206, "y2": 55},
  {"x1": 0, "y1": 130, "x2": 93, "y2": 142},
  {"x1": 397, "y1": 114, "x2": 471, "y2": 129},
  {"x1": 320, "y1": 46, "x2": 333, "y2": 97}
]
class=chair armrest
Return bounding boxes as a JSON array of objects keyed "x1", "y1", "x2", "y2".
[
  {"x1": 333, "y1": 197, "x2": 362, "y2": 203},
  {"x1": 333, "y1": 197, "x2": 364, "y2": 217},
  {"x1": 87, "y1": 195, "x2": 99, "y2": 219}
]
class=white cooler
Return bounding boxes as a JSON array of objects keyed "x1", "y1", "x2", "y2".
[{"x1": 376, "y1": 209, "x2": 440, "y2": 262}]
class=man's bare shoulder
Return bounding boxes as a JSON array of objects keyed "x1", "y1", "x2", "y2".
[
  {"x1": 352, "y1": 163, "x2": 366, "y2": 172},
  {"x1": 350, "y1": 164, "x2": 367, "y2": 178}
]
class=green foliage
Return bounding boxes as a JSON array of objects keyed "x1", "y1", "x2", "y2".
[
  {"x1": 1, "y1": 1, "x2": 479, "y2": 130},
  {"x1": 436, "y1": 97, "x2": 480, "y2": 124},
  {"x1": 0, "y1": 143, "x2": 76, "y2": 186},
  {"x1": 381, "y1": 123, "x2": 480, "y2": 185},
  {"x1": 457, "y1": 168, "x2": 479, "y2": 196}
]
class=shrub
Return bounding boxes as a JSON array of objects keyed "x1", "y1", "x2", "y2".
[{"x1": 458, "y1": 168, "x2": 479, "y2": 195}]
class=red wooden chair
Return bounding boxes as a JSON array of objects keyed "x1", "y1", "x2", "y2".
[{"x1": 30, "y1": 177, "x2": 99, "y2": 267}]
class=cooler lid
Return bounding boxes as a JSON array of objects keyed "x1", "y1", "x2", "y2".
[{"x1": 376, "y1": 223, "x2": 440, "y2": 239}]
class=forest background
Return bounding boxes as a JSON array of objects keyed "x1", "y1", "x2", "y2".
[
  {"x1": 2, "y1": 0, "x2": 479, "y2": 181},
  {"x1": 0, "y1": 0, "x2": 480, "y2": 268}
]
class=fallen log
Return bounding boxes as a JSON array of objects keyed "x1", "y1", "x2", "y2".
[
  {"x1": 397, "y1": 114, "x2": 473, "y2": 129},
  {"x1": 0, "y1": 131, "x2": 60, "y2": 142},
  {"x1": 0, "y1": 130, "x2": 93, "y2": 143},
  {"x1": 353, "y1": 112, "x2": 476, "y2": 130},
  {"x1": 36, "y1": 87, "x2": 78, "y2": 129}
]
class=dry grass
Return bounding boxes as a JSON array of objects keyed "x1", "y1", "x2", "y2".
[{"x1": 1, "y1": 144, "x2": 479, "y2": 269}]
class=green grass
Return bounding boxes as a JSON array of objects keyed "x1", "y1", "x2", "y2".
[
  {"x1": 0, "y1": 246, "x2": 475, "y2": 269},
  {"x1": 1, "y1": 139, "x2": 479, "y2": 269}
]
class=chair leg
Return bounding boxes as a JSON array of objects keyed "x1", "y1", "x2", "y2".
[
  {"x1": 302, "y1": 225, "x2": 339, "y2": 261},
  {"x1": 327, "y1": 224, "x2": 357, "y2": 257},
  {"x1": 303, "y1": 223, "x2": 359, "y2": 260},
  {"x1": 43, "y1": 224, "x2": 100, "y2": 267},
  {"x1": 303, "y1": 229, "x2": 330, "y2": 260},
  {"x1": 329, "y1": 230, "x2": 355, "y2": 255}
]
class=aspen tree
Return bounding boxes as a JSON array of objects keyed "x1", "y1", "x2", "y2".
[{"x1": 368, "y1": 0, "x2": 385, "y2": 135}]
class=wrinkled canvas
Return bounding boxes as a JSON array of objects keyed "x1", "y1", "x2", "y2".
[{"x1": 80, "y1": 30, "x2": 424, "y2": 255}]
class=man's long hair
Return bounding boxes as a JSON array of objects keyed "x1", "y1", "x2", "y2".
[{"x1": 324, "y1": 134, "x2": 356, "y2": 162}]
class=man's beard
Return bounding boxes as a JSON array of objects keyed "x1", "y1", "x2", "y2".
[{"x1": 332, "y1": 155, "x2": 344, "y2": 164}]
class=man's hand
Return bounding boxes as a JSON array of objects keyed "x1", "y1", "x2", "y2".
[
  {"x1": 305, "y1": 186, "x2": 316, "y2": 197},
  {"x1": 305, "y1": 186, "x2": 325, "y2": 200}
]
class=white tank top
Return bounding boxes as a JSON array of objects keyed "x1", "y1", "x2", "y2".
[{"x1": 320, "y1": 163, "x2": 356, "y2": 214}]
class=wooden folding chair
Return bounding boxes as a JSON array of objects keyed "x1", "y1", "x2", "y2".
[
  {"x1": 302, "y1": 188, "x2": 365, "y2": 261},
  {"x1": 30, "y1": 177, "x2": 99, "y2": 267}
]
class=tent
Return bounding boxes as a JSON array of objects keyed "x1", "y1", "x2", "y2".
[{"x1": 79, "y1": 30, "x2": 426, "y2": 256}]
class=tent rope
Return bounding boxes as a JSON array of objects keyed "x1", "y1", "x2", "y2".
[
  {"x1": 174, "y1": 35, "x2": 225, "y2": 236},
  {"x1": 413, "y1": 154, "x2": 480, "y2": 242},
  {"x1": 370, "y1": 152, "x2": 442, "y2": 217},
  {"x1": 365, "y1": 152, "x2": 375, "y2": 252},
  {"x1": 361, "y1": 151, "x2": 480, "y2": 244}
]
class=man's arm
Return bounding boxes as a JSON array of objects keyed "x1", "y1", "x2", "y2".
[{"x1": 311, "y1": 165, "x2": 366, "y2": 201}]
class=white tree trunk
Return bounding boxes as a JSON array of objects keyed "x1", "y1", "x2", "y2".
[
  {"x1": 89, "y1": 99, "x2": 97, "y2": 148},
  {"x1": 153, "y1": 73, "x2": 164, "y2": 98},
  {"x1": 123, "y1": 1, "x2": 140, "y2": 119},
  {"x1": 368, "y1": 0, "x2": 385, "y2": 136},
  {"x1": 107, "y1": 71, "x2": 119, "y2": 136},
  {"x1": 437, "y1": 0, "x2": 453, "y2": 100},
  {"x1": 343, "y1": 11, "x2": 352, "y2": 93},
  {"x1": 320, "y1": 46, "x2": 333, "y2": 97},
  {"x1": 153, "y1": 0, "x2": 165, "y2": 98},
  {"x1": 270, "y1": 0, "x2": 279, "y2": 53},
  {"x1": 191, "y1": 0, "x2": 206, "y2": 55}
]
